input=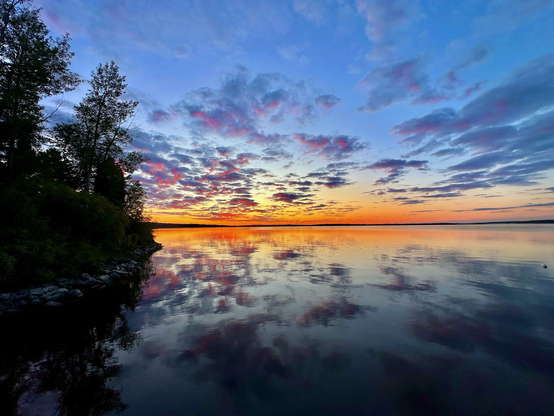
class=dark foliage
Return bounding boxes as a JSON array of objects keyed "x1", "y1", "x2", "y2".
[{"x1": 0, "y1": 0, "x2": 153, "y2": 290}]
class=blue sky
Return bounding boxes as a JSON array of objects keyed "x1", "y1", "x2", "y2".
[{"x1": 38, "y1": 0, "x2": 554, "y2": 224}]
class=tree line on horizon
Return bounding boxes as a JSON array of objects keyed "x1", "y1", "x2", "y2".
[{"x1": 0, "y1": 0, "x2": 153, "y2": 289}]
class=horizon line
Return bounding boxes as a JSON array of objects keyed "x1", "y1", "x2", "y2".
[{"x1": 150, "y1": 219, "x2": 554, "y2": 229}]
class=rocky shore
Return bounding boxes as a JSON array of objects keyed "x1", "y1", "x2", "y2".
[{"x1": 0, "y1": 241, "x2": 162, "y2": 318}]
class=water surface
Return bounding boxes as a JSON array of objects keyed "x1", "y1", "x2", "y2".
[{"x1": 7, "y1": 225, "x2": 554, "y2": 415}]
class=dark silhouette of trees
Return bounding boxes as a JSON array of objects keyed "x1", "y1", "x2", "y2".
[
  {"x1": 53, "y1": 61, "x2": 145, "y2": 193},
  {"x1": 0, "y1": 0, "x2": 80, "y2": 182},
  {"x1": 0, "y1": 0, "x2": 153, "y2": 289}
]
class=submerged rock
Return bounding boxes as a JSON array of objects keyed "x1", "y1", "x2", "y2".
[{"x1": 31, "y1": 298, "x2": 43, "y2": 306}]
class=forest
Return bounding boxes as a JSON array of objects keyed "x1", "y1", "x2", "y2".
[{"x1": 0, "y1": 0, "x2": 153, "y2": 290}]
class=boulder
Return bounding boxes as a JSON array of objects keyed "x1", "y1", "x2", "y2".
[
  {"x1": 30, "y1": 298, "x2": 43, "y2": 306},
  {"x1": 11, "y1": 289, "x2": 30, "y2": 301},
  {"x1": 67, "y1": 289, "x2": 83, "y2": 300},
  {"x1": 45, "y1": 301, "x2": 62, "y2": 308},
  {"x1": 41, "y1": 288, "x2": 68, "y2": 303},
  {"x1": 30, "y1": 288, "x2": 45, "y2": 296},
  {"x1": 15, "y1": 300, "x2": 29, "y2": 308},
  {"x1": 0, "y1": 293, "x2": 11, "y2": 301},
  {"x1": 1, "y1": 301, "x2": 15, "y2": 310},
  {"x1": 99, "y1": 275, "x2": 114, "y2": 286},
  {"x1": 43, "y1": 286, "x2": 58, "y2": 294}
]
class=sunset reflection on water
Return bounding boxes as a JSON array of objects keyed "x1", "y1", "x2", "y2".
[{"x1": 108, "y1": 225, "x2": 554, "y2": 415}]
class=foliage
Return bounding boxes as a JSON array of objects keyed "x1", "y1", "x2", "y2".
[
  {"x1": 0, "y1": 178, "x2": 130, "y2": 289},
  {"x1": 0, "y1": 0, "x2": 153, "y2": 290},
  {"x1": 0, "y1": 0, "x2": 80, "y2": 182},
  {"x1": 53, "y1": 61, "x2": 145, "y2": 192}
]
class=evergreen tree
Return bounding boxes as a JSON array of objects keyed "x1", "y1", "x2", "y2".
[{"x1": 0, "y1": 0, "x2": 80, "y2": 182}]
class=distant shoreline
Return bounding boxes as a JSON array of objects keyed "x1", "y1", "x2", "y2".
[{"x1": 151, "y1": 219, "x2": 554, "y2": 229}]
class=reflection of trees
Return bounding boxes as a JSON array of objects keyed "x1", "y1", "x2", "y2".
[{"x1": 0, "y1": 274, "x2": 146, "y2": 415}]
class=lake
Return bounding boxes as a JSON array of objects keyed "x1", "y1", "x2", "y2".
[{"x1": 5, "y1": 225, "x2": 554, "y2": 415}]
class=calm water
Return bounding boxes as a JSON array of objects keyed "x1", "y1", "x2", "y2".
[{"x1": 4, "y1": 225, "x2": 554, "y2": 415}]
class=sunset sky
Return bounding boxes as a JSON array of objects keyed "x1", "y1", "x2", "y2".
[{"x1": 37, "y1": 0, "x2": 554, "y2": 224}]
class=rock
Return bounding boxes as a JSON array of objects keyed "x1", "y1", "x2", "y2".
[
  {"x1": 31, "y1": 298, "x2": 42, "y2": 306},
  {"x1": 67, "y1": 289, "x2": 83, "y2": 300},
  {"x1": 113, "y1": 269, "x2": 130, "y2": 276},
  {"x1": 0, "y1": 293, "x2": 10, "y2": 301},
  {"x1": 11, "y1": 289, "x2": 30, "y2": 301},
  {"x1": 75, "y1": 278, "x2": 96, "y2": 288},
  {"x1": 1, "y1": 301, "x2": 15, "y2": 309},
  {"x1": 30, "y1": 288, "x2": 45, "y2": 296},
  {"x1": 41, "y1": 288, "x2": 68, "y2": 303},
  {"x1": 43, "y1": 286, "x2": 58, "y2": 294},
  {"x1": 15, "y1": 300, "x2": 29, "y2": 308},
  {"x1": 45, "y1": 301, "x2": 62, "y2": 308},
  {"x1": 81, "y1": 273, "x2": 93, "y2": 280},
  {"x1": 99, "y1": 275, "x2": 114, "y2": 286},
  {"x1": 11, "y1": 289, "x2": 30, "y2": 302}
]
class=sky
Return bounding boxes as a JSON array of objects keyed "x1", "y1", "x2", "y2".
[{"x1": 37, "y1": 0, "x2": 554, "y2": 225}]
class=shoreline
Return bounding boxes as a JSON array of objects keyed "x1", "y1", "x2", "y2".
[
  {"x1": 151, "y1": 219, "x2": 554, "y2": 229},
  {"x1": 0, "y1": 241, "x2": 163, "y2": 319}
]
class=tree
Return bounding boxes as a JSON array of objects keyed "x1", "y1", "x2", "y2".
[
  {"x1": 54, "y1": 61, "x2": 145, "y2": 192},
  {"x1": 0, "y1": 0, "x2": 80, "y2": 182}
]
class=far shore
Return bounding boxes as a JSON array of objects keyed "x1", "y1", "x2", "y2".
[{"x1": 151, "y1": 219, "x2": 554, "y2": 229}]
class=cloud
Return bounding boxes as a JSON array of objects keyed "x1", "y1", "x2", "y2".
[
  {"x1": 272, "y1": 192, "x2": 314, "y2": 204},
  {"x1": 292, "y1": 0, "x2": 329, "y2": 25},
  {"x1": 360, "y1": 45, "x2": 493, "y2": 113},
  {"x1": 452, "y1": 202, "x2": 554, "y2": 212},
  {"x1": 363, "y1": 158, "x2": 428, "y2": 184},
  {"x1": 421, "y1": 193, "x2": 462, "y2": 198},
  {"x1": 359, "y1": 55, "x2": 446, "y2": 112},
  {"x1": 315, "y1": 94, "x2": 341, "y2": 109},
  {"x1": 410, "y1": 182, "x2": 493, "y2": 194},
  {"x1": 391, "y1": 54, "x2": 554, "y2": 191},
  {"x1": 169, "y1": 67, "x2": 341, "y2": 146},
  {"x1": 277, "y1": 43, "x2": 310, "y2": 65},
  {"x1": 37, "y1": 0, "x2": 293, "y2": 56},
  {"x1": 400, "y1": 199, "x2": 425, "y2": 205},
  {"x1": 293, "y1": 133, "x2": 367, "y2": 160},
  {"x1": 473, "y1": 0, "x2": 554, "y2": 35},
  {"x1": 394, "y1": 54, "x2": 554, "y2": 143},
  {"x1": 356, "y1": 0, "x2": 422, "y2": 58}
]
